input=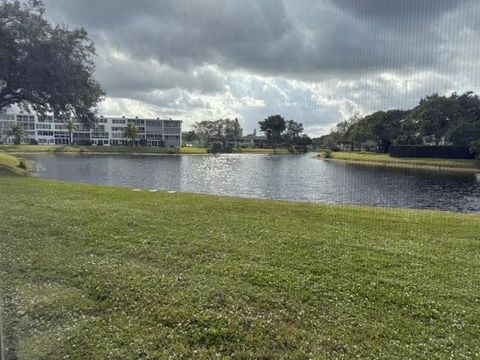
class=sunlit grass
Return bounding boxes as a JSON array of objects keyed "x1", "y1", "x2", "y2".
[
  {"x1": 0, "y1": 174, "x2": 479, "y2": 358},
  {"x1": 320, "y1": 151, "x2": 480, "y2": 170},
  {"x1": 238, "y1": 147, "x2": 291, "y2": 154},
  {"x1": 0, "y1": 152, "x2": 30, "y2": 174}
]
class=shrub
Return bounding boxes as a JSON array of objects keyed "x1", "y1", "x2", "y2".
[
  {"x1": 389, "y1": 145, "x2": 474, "y2": 159},
  {"x1": 324, "y1": 149, "x2": 333, "y2": 158},
  {"x1": 207, "y1": 142, "x2": 224, "y2": 154},
  {"x1": 18, "y1": 158, "x2": 27, "y2": 169}
]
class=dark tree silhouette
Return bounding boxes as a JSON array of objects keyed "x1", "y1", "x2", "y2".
[{"x1": 0, "y1": 0, "x2": 104, "y2": 127}]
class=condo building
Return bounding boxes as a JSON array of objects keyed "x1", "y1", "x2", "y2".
[{"x1": 0, "y1": 112, "x2": 182, "y2": 147}]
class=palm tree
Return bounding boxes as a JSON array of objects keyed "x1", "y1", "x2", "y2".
[
  {"x1": 8, "y1": 124, "x2": 26, "y2": 145},
  {"x1": 65, "y1": 119, "x2": 79, "y2": 145},
  {"x1": 123, "y1": 122, "x2": 138, "y2": 146}
]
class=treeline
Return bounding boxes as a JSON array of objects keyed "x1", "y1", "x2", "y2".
[
  {"x1": 0, "y1": 1, "x2": 104, "y2": 126},
  {"x1": 258, "y1": 115, "x2": 312, "y2": 148},
  {"x1": 183, "y1": 115, "x2": 312, "y2": 152},
  {"x1": 190, "y1": 118, "x2": 243, "y2": 152},
  {"x1": 314, "y1": 92, "x2": 480, "y2": 153}
]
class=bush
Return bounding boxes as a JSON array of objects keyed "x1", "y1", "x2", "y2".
[
  {"x1": 29, "y1": 139, "x2": 39, "y2": 145},
  {"x1": 324, "y1": 149, "x2": 333, "y2": 158},
  {"x1": 18, "y1": 158, "x2": 27, "y2": 169},
  {"x1": 389, "y1": 145, "x2": 475, "y2": 159},
  {"x1": 207, "y1": 142, "x2": 224, "y2": 154}
]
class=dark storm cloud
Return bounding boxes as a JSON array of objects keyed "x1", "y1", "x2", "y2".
[
  {"x1": 332, "y1": 0, "x2": 467, "y2": 21},
  {"x1": 44, "y1": 0, "x2": 473, "y2": 80}
]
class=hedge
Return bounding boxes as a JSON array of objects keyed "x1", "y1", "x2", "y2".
[{"x1": 389, "y1": 145, "x2": 475, "y2": 159}]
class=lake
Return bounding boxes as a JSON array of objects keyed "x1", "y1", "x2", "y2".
[{"x1": 26, "y1": 153, "x2": 480, "y2": 212}]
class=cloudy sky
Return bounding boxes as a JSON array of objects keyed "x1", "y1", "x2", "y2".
[{"x1": 43, "y1": 0, "x2": 480, "y2": 136}]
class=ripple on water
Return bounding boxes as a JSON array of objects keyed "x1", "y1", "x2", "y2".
[{"x1": 24, "y1": 153, "x2": 480, "y2": 212}]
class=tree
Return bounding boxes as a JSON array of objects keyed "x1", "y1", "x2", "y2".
[
  {"x1": 292, "y1": 134, "x2": 312, "y2": 152},
  {"x1": 193, "y1": 119, "x2": 243, "y2": 150},
  {"x1": 333, "y1": 112, "x2": 361, "y2": 150},
  {"x1": 447, "y1": 92, "x2": 480, "y2": 146},
  {"x1": 65, "y1": 119, "x2": 78, "y2": 145},
  {"x1": 347, "y1": 120, "x2": 373, "y2": 150},
  {"x1": 447, "y1": 119, "x2": 480, "y2": 146},
  {"x1": 7, "y1": 123, "x2": 25, "y2": 144},
  {"x1": 409, "y1": 94, "x2": 458, "y2": 144},
  {"x1": 193, "y1": 120, "x2": 221, "y2": 147},
  {"x1": 123, "y1": 122, "x2": 138, "y2": 146},
  {"x1": 312, "y1": 133, "x2": 339, "y2": 150},
  {"x1": 221, "y1": 118, "x2": 242, "y2": 149},
  {"x1": 395, "y1": 117, "x2": 422, "y2": 145},
  {"x1": 182, "y1": 130, "x2": 198, "y2": 145},
  {"x1": 259, "y1": 115, "x2": 286, "y2": 146},
  {"x1": 284, "y1": 120, "x2": 304, "y2": 147},
  {"x1": 0, "y1": 0, "x2": 104, "y2": 127},
  {"x1": 359, "y1": 110, "x2": 409, "y2": 152}
]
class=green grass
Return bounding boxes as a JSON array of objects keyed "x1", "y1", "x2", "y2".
[
  {"x1": 0, "y1": 152, "x2": 30, "y2": 175},
  {"x1": 180, "y1": 146, "x2": 208, "y2": 154},
  {"x1": 320, "y1": 151, "x2": 480, "y2": 170},
  {"x1": 0, "y1": 174, "x2": 479, "y2": 359},
  {"x1": 237, "y1": 147, "x2": 291, "y2": 154}
]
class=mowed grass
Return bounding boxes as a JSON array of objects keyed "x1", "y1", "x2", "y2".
[
  {"x1": 236, "y1": 147, "x2": 291, "y2": 154},
  {"x1": 0, "y1": 152, "x2": 30, "y2": 175},
  {"x1": 321, "y1": 151, "x2": 480, "y2": 170},
  {"x1": 0, "y1": 175, "x2": 479, "y2": 359}
]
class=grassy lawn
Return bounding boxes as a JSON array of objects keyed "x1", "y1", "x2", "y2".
[
  {"x1": 237, "y1": 147, "x2": 291, "y2": 154},
  {"x1": 0, "y1": 174, "x2": 479, "y2": 359},
  {"x1": 320, "y1": 151, "x2": 480, "y2": 170},
  {"x1": 0, "y1": 152, "x2": 30, "y2": 175}
]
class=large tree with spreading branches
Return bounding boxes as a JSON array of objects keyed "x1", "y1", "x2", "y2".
[{"x1": 0, "y1": 0, "x2": 104, "y2": 127}]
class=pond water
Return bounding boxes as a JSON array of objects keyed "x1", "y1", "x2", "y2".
[{"x1": 26, "y1": 153, "x2": 480, "y2": 212}]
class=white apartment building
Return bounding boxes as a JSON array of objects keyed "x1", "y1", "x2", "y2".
[{"x1": 0, "y1": 112, "x2": 182, "y2": 147}]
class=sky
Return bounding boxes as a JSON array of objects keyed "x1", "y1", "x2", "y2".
[{"x1": 43, "y1": 0, "x2": 480, "y2": 136}]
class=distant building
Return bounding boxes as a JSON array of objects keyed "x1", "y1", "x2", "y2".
[{"x1": 0, "y1": 112, "x2": 182, "y2": 147}]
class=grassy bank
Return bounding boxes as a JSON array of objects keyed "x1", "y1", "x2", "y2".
[
  {"x1": 0, "y1": 145, "x2": 296, "y2": 155},
  {"x1": 0, "y1": 175, "x2": 479, "y2": 358},
  {"x1": 0, "y1": 144, "x2": 208, "y2": 155},
  {"x1": 0, "y1": 152, "x2": 30, "y2": 175},
  {"x1": 319, "y1": 151, "x2": 480, "y2": 171},
  {"x1": 237, "y1": 147, "x2": 291, "y2": 154}
]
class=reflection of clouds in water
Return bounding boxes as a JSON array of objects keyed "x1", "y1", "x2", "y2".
[{"x1": 25, "y1": 153, "x2": 480, "y2": 212}]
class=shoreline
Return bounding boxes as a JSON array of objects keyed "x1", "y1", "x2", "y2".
[
  {"x1": 6, "y1": 151, "x2": 295, "y2": 157},
  {"x1": 317, "y1": 155, "x2": 480, "y2": 174},
  {"x1": 6, "y1": 151, "x2": 204, "y2": 156},
  {"x1": 0, "y1": 145, "x2": 294, "y2": 156}
]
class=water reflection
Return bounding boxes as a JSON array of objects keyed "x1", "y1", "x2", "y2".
[{"x1": 26, "y1": 153, "x2": 480, "y2": 212}]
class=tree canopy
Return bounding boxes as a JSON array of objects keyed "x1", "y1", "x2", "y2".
[
  {"x1": 0, "y1": 0, "x2": 104, "y2": 127},
  {"x1": 193, "y1": 118, "x2": 242, "y2": 150},
  {"x1": 259, "y1": 115, "x2": 286, "y2": 146},
  {"x1": 318, "y1": 92, "x2": 480, "y2": 152}
]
